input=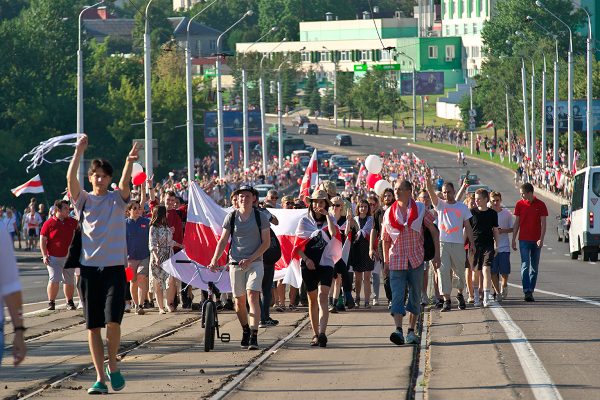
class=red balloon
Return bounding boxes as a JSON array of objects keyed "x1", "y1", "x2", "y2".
[
  {"x1": 125, "y1": 266, "x2": 134, "y2": 282},
  {"x1": 366, "y1": 173, "x2": 382, "y2": 189},
  {"x1": 132, "y1": 172, "x2": 147, "y2": 186},
  {"x1": 297, "y1": 178, "x2": 302, "y2": 185}
]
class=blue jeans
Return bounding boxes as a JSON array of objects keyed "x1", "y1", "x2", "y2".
[
  {"x1": 389, "y1": 264, "x2": 424, "y2": 316},
  {"x1": 519, "y1": 240, "x2": 541, "y2": 294}
]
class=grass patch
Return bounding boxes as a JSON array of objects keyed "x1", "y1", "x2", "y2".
[{"x1": 414, "y1": 140, "x2": 519, "y2": 171}]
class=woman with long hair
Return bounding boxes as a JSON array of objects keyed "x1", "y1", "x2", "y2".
[
  {"x1": 293, "y1": 190, "x2": 339, "y2": 347},
  {"x1": 149, "y1": 205, "x2": 183, "y2": 314},
  {"x1": 348, "y1": 199, "x2": 374, "y2": 309},
  {"x1": 328, "y1": 196, "x2": 353, "y2": 313}
]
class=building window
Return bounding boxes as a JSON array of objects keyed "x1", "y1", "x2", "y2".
[
  {"x1": 340, "y1": 51, "x2": 350, "y2": 61},
  {"x1": 473, "y1": 23, "x2": 478, "y2": 34},
  {"x1": 320, "y1": 51, "x2": 331, "y2": 62},
  {"x1": 463, "y1": 24, "x2": 468, "y2": 34},
  {"x1": 454, "y1": 25, "x2": 459, "y2": 35},
  {"x1": 209, "y1": 39, "x2": 216, "y2": 51},
  {"x1": 472, "y1": 46, "x2": 480, "y2": 58},
  {"x1": 196, "y1": 40, "x2": 202, "y2": 55},
  {"x1": 428, "y1": 46, "x2": 438, "y2": 59},
  {"x1": 445, "y1": 25, "x2": 450, "y2": 36},
  {"x1": 301, "y1": 52, "x2": 309, "y2": 62},
  {"x1": 445, "y1": 45, "x2": 455, "y2": 61},
  {"x1": 381, "y1": 49, "x2": 392, "y2": 60},
  {"x1": 360, "y1": 50, "x2": 372, "y2": 61}
]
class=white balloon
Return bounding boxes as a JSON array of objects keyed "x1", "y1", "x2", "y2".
[
  {"x1": 365, "y1": 155, "x2": 383, "y2": 174},
  {"x1": 374, "y1": 179, "x2": 392, "y2": 196},
  {"x1": 132, "y1": 162, "x2": 144, "y2": 175}
]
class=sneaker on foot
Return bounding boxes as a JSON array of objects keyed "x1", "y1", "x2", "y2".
[
  {"x1": 105, "y1": 365, "x2": 126, "y2": 391},
  {"x1": 241, "y1": 329, "x2": 251, "y2": 349},
  {"x1": 346, "y1": 298, "x2": 355, "y2": 309},
  {"x1": 248, "y1": 334, "x2": 259, "y2": 350},
  {"x1": 441, "y1": 300, "x2": 452, "y2": 312},
  {"x1": 421, "y1": 293, "x2": 429, "y2": 306},
  {"x1": 329, "y1": 304, "x2": 338, "y2": 313},
  {"x1": 474, "y1": 299, "x2": 482, "y2": 307},
  {"x1": 77, "y1": 301, "x2": 84, "y2": 310},
  {"x1": 406, "y1": 330, "x2": 419, "y2": 344},
  {"x1": 335, "y1": 303, "x2": 346, "y2": 312},
  {"x1": 467, "y1": 296, "x2": 475, "y2": 304},
  {"x1": 501, "y1": 286, "x2": 508, "y2": 300},
  {"x1": 47, "y1": 301, "x2": 55, "y2": 311},
  {"x1": 87, "y1": 381, "x2": 108, "y2": 395},
  {"x1": 66, "y1": 300, "x2": 76, "y2": 311},
  {"x1": 372, "y1": 298, "x2": 380, "y2": 306},
  {"x1": 318, "y1": 333, "x2": 327, "y2": 348},
  {"x1": 363, "y1": 301, "x2": 371, "y2": 309},
  {"x1": 224, "y1": 299, "x2": 235, "y2": 311},
  {"x1": 435, "y1": 298, "x2": 444, "y2": 309},
  {"x1": 390, "y1": 330, "x2": 404, "y2": 345},
  {"x1": 124, "y1": 302, "x2": 131, "y2": 313},
  {"x1": 136, "y1": 305, "x2": 145, "y2": 315},
  {"x1": 456, "y1": 293, "x2": 466, "y2": 310},
  {"x1": 524, "y1": 292, "x2": 535, "y2": 302}
]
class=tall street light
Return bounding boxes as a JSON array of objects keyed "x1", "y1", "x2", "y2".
[
  {"x1": 579, "y1": 6, "x2": 594, "y2": 167},
  {"x1": 525, "y1": 15, "x2": 561, "y2": 167},
  {"x1": 515, "y1": 32, "x2": 538, "y2": 163},
  {"x1": 259, "y1": 38, "x2": 286, "y2": 174},
  {"x1": 322, "y1": 46, "x2": 338, "y2": 128},
  {"x1": 536, "y1": 0, "x2": 574, "y2": 168},
  {"x1": 215, "y1": 10, "x2": 253, "y2": 178},
  {"x1": 240, "y1": 26, "x2": 277, "y2": 170},
  {"x1": 501, "y1": 53, "x2": 532, "y2": 159},
  {"x1": 397, "y1": 51, "x2": 417, "y2": 142},
  {"x1": 77, "y1": 1, "x2": 104, "y2": 185},
  {"x1": 185, "y1": 0, "x2": 218, "y2": 182},
  {"x1": 143, "y1": 0, "x2": 155, "y2": 179}
]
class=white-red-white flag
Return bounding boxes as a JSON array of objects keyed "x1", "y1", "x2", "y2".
[
  {"x1": 299, "y1": 149, "x2": 318, "y2": 198},
  {"x1": 11, "y1": 175, "x2": 44, "y2": 197},
  {"x1": 355, "y1": 163, "x2": 367, "y2": 188},
  {"x1": 485, "y1": 120, "x2": 494, "y2": 128}
]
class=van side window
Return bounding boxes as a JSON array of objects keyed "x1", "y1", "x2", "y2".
[
  {"x1": 572, "y1": 173, "x2": 585, "y2": 211},
  {"x1": 592, "y1": 173, "x2": 600, "y2": 197}
]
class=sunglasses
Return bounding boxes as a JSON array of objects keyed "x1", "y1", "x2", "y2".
[
  {"x1": 333, "y1": 204, "x2": 343, "y2": 208},
  {"x1": 285, "y1": 201, "x2": 295, "y2": 206}
]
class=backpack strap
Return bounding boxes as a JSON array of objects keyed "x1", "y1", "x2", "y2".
[
  {"x1": 228, "y1": 210, "x2": 236, "y2": 236},
  {"x1": 253, "y1": 207, "x2": 263, "y2": 244}
]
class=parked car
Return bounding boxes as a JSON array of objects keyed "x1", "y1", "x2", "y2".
[
  {"x1": 255, "y1": 184, "x2": 275, "y2": 202},
  {"x1": 465, "y1": 184, "x2": 491, "y2": 194},
  {"x1": 293, "y1": 115, "x2": 310, "y2": 127},
  {"x1": 334, "y1": 134, "x2": 352, "y2": 146},
  {"x1": 460, "y1": 173, "x2": 480, "y2": 185},
  {"x1": 557, "y1": 204, "x2": 571, "y2": 243},
  {"x1": 298, "y1": 123, "x2": 319, "y2": 135}
]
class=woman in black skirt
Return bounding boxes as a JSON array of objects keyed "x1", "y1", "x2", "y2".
[{"x1": 349, "y1": 199, "x2": 374, "y2": 309}]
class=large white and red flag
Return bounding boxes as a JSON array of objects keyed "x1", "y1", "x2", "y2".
[
  {"x1": 289, "y1": 214, "x2": 343, "y2": 287},
  {"x1": 355, "y1": 162, "x2": 367, "y2": 188},
  {"x1": 162, "y1": 183, "x2": 308, "y2": 290},
  {"x1": 11, "y1": 175, "x2": 44, "y2": 197},
  {"x1": 299, "y1": 149, "x2": 318, "y2": 198}
]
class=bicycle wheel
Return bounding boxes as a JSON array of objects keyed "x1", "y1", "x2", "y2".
[{"x1": 204, "y1": 301, "x2": 215, "y2": 352}]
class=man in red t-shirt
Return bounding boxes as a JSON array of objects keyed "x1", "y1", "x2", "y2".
[
  {"x1": 40, "y1": 200, "x2": 78, "y2": 310},
  {"x1": 511, "y1": 183, "x2": 548, "y2": 302}
]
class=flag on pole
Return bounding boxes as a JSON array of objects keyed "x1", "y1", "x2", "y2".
[
  {"x1": 485, "y1": 120, "x2": 494, "y2": 128},
  {"x1": 355, "y1": 163, "x2": 367, "y2": 188},
  {"x1": 11, "y1": 175, "x2": 44, "y2": 197},
  {"x1": 299, "y1": 149, "x2": 318, "y2": 198}
]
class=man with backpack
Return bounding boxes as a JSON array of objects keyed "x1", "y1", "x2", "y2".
[{"x1": 208, "y1": 185, "x2": 271, "y2": 350}]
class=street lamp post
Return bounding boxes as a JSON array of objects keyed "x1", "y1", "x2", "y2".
[
  {"x1": 536, "y1": 0, "x2": 574, "y2": 168},
  {"x1": 216, "y1": 10, "x2": 253, "y2": 178},
  {"x1": 322, "y1": 46, "x2": 338, "y2": 128},
  {"x1": 469, "y1": 83, "x2": 474, "y2": 154},
  {"x1": 521, "y1": 58, "x2": 532, "y2": 159},
  {"x1": 258, "y1": 38, "x2": 286, "y2": 174},
  {"x1": 541, "y1": 56, "x2": 547, "y2": 168},
  {"x1": 77, "y1": 1, "x2": 104, "y2": 186},
  {"x1": 143, "y1": 0, "x2": 155, "y2": 179},
  {"x1": 580, "y1": 7, "x2": 594, "y2": 166},
  {"x1": 505, "y1": 87, "x2": 512, "y2": 163},
  {"x1": 240, "y1": 27, "x2": 277, "y2": 171},
  {"x1": 185, "y1": 0, "x2": 218, "y2": 182},
  {"x1": 515, "y1": 32, "x2": 537, "y2": 162},
  {"x1": 398, "y1": 51, "x2": 417, "y2": 142}
]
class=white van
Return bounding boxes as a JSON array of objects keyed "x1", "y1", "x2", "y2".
[{"x1": 569, "y1": 166, "x2": 600, "y2": 261}]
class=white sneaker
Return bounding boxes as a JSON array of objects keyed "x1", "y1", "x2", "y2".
[
  {"x1": 474, "y1": 299, "x2": 482, "y2": 307},
  {"x1": 124, "y1": 302, "x2": 131, "y2": 313},
  {"x1": 501, "y1": 286, "x2": 508, "y2": 300},
  {"x1": 372, "y1": 298, "x2": 379, "y2": 306},
  {"x1": 483, "y1": 296, "x2": 495, "y2": 308},
  {"x1": 77, "y1": 301, "x2": 84, "y2": 310}
]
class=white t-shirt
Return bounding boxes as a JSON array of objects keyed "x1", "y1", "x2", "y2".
[
  {"x1": 0, "y1": 228, "x2": 21, "y2": 325},
  {"x1": 496, "y1": 208, "x2": 514, "y2": 252},
  {"x1": 434, "y1": 198, "x2": 472, "y2": 244}
]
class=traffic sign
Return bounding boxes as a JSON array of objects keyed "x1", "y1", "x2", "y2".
[
  {"x1": 469, "y1": 109, "x2": 477, "y2": 117},
  {"x1": 204, "y1": 68, "x2": 217, "y2": 77},
  {"x1": 373, "y1": 63, "x2": 400, "y2": 71},
  {"x1": 469, "y1": 122, "x2": 476, "y2": 131},
  {"x1": 353, "y1": 64, "x2": 368, "y2": 72}
]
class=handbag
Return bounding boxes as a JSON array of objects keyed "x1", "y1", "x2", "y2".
[{"x1": 64, "y1": 200, "x2": 86, "y2": 269}]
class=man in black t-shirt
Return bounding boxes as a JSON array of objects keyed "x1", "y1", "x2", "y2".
[{"x1": 470, "y1": 188, "x2": 499, "y2": 308}]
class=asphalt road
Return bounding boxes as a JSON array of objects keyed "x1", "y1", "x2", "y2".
[{"x1": 289, "y1": 121, "x2": 600, "y2": 399}]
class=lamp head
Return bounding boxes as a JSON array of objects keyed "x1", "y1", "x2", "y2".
[
  {"x1": 300, "y1": 46, "x2": 306, "y2": 51},
  {"x1": 270, "y1": 26, "x2": 278, "y2": 32},
  {"x1": 245, "y1": 10, "x2": 253, "y2": 17},
  {"x1": 505, "y1": 39, "x2": 512, "y2": 45},
  {"x1": 535, "y1": 0, "x2": 543, "y2": 7},
  {"x1": 515, "y1": 30, "x2": 524, "y2": 36},
  {"x1": 525, "y1": 16, "x2": 534, "y2": 22}
]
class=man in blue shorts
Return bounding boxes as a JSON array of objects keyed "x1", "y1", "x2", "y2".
[{"x1": 490, "y1": 192, "x2": 513, "y2": 300}]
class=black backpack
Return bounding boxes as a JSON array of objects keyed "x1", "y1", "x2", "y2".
[
  {"x1": 423, "y1": 224, "x2": 437, "y2": 262},
  {"x1": 229, "y1": 208, "x2": 282, "y2": 265}
]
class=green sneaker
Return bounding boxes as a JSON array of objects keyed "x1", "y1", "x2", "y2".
[
  {"x1": 406, "y1": 330, "x2": 420, "y2": 344},
  {"x1": 87, "y1": 381, "x2": 108, "y2": 395},
  {"x1": 105, "y1": 365, "x2": 126, "y2": 391}
]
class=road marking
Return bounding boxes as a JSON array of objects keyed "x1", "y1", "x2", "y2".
[
  {"x1": 211, "y1": 317, "x2": 311, "y2": 400},
  {"x1": 508, "y1": 283, "x2": 600, "y2": 307},
  {"x1": 414, "y1": 310, "x2": 430, "y2": 400},
  {"x1": 490, "y1": 304, "x2": 563, "y2": 400}
]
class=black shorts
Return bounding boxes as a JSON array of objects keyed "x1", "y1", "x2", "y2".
[
  {"x1": 333, "y1": 259, "x2": 348, "y2": 278},
  {"x1": 301, "y1": 265, "x2": 334, "y2": 292},
  {"x1": 80, "y1": 266, "x2": 126, "y2": 329},
  {"x1": 473, "y1": 247, "x2": 495, "y2": 271},
  {"x1": 28, "y1": 228, "x2": 37, "y2": 238}
]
